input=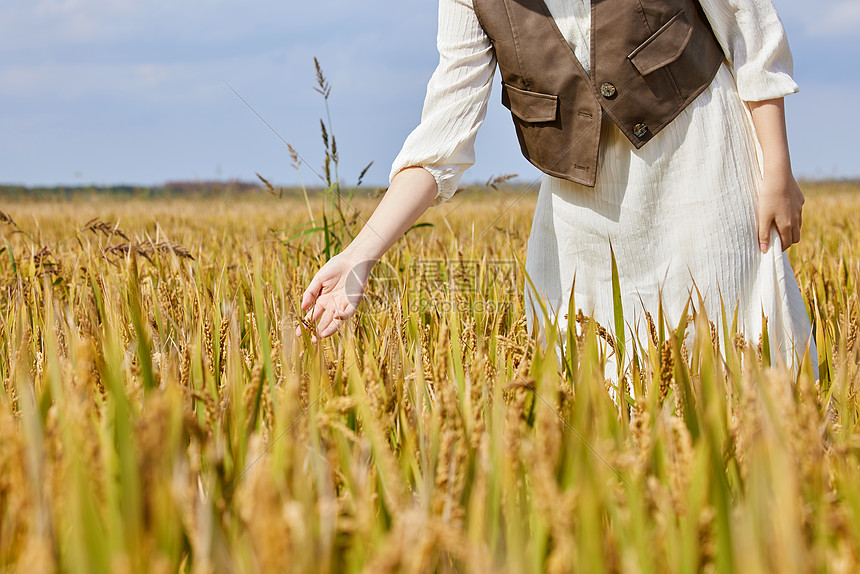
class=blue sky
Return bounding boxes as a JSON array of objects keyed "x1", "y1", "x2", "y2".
[{"x1": 1, "y1": 0, "x2": 858, "y2": 188}]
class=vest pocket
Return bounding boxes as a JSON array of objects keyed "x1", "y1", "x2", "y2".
[
  {"x1": 501, "y1": 83, "x2": 559, "y2": 123},
  {"x1": 627, "y1": 9, "x2": 693, "y2": 76}
]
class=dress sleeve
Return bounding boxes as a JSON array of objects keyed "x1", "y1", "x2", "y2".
[
  {"x1": 388, "y1": 0, "x2": 497, "y2": 207},
  {"x1": 698, "y1": 0, "x2": 799, "y2": 101}
]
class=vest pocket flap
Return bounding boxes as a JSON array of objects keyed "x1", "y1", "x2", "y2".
[
  {"x1": 501, "y1": 83, "x2": 558, "y2": 123},
  {"x1": 627, "y1": 10, "x2": 693, "y2": 76}
]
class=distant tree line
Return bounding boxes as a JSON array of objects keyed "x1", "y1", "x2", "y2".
[
  {"x1": 1, "y1": 178, "x2": 854, "y2": 201},
  {"x1": 0, "y1": 181, "x2": 356, "y2": 200}
]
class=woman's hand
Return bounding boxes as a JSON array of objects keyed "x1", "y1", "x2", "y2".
[
  {"x1": 294, "y1": 166, "x2": 440, "y2": 343},
  {"x1": 757, "y1": 168, "x2": 805, "y2": 252},
  {"x1": 295, "y1": 253, "x2": 375, "y2": 343}
]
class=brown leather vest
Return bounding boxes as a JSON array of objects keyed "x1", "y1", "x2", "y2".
[{"x1": 472, "y1": 0, "x2": 725, "y2": 186}]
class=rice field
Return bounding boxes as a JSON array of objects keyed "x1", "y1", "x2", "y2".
[{"x1": 0, "y1": 181, "x2": 858, "y2": 573}]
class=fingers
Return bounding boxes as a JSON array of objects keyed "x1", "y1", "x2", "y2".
[
  {"x1": 795, "y1": 209, "x2": 803, "y2": 246},
  {"x1": 319, "y1": 312, "x2": 343, "y2": 338},
  {"x1": 294, "y1": 295, "x2": 353, "y2": 342},
  {"x1": 301, "y1": 274, "x2": 323, "y2": 311},
  {"x1": 294, "y1": 307, "x2": 330, "y2": 342},
  {"x1": 294, "y1": 295, "x2": 327, "y2": 340},
  {"x1": 773, "y1": 217, "x2": 802, "y2": 252},
  {"x1": 296, "y1": 265, "x2": 332, "y2": 338},
  {"x1": 758, "y1": 210, "x2": 773, "y2": 253},
  {"x1": 333, "y1": 300, "x2": 357, "y2": 322},
  {"x1": 311, "y1": 305, "x2": 346, "y2": 340},
  {"x1": 295, "y1": 256, "x2": 367, "y2": 341},
  {"x1": 779, "y1": 225, "x2": 792, "y2": 252},
  {"x1": 759, "y1": 203, "x2": 803, "y2": 253},
  {"x1": 304, "y1": 297, "x2": 327, "y2": 325},
  {"x1": 314, "y1": 306, "x2": 336, "y2": 337}
]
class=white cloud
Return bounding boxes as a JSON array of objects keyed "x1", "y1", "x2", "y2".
[
  {"x1": 809, "y1": 1, "x2": 860, "y2": 36},
  {"x1": 775, "y1": 0, "x2": 860, "y2": 38},
  {"x1": 0, "y1": 0, "x2": 380, "y2": 54},
  {"x1": 1, "y1": 60, "x2": 206, "y2": 103}
]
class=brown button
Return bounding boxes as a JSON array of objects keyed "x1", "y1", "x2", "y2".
[
  {"x1": 633, "y1": 123, "x2": 648, "y2": 137},
  {"x1": 600, "y1": 82, "x2": 616, "y2": 98}
]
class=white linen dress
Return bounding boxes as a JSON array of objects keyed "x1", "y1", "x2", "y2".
[{"x1": 390, "y1": 0, "x2": 819, "y2": 382}]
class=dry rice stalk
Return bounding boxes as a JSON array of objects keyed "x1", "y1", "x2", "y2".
[
  {"x1": 576, "y1": 309, "x2": 617, "y2": 354},
  {"x1": 203, "y1": 318, "x2": 214, "y2": 376},
  {"x1": 0, "y1": 210, "x2": 17, "y2": 227},
  {"x1": 433, "y1": 377, "x2": 467, "y2": 526},
  {"x1": 666, "y1": 415, "x2": 694, "y2": 515},
  {"x1": 104, "y1": 240, "x2": 194, "y2": 263},
  {"x1": 630, "y1": 397, "x2": 652, "y2": 475},
  {"x1": 645, "y1": 309, "x2": 659, "y2": 348},
  {"x1": 82, "y1": 217, "x2": 129, "y2": 241},
  {"x1": 179, "y1": 344, "x2": 191, "y2": 388},
  {"x1": 659, "y1": 339, "x2": 673, "y2": 403},
  {"x1": 243, "y1": 362, "x2": 265, "y2": 422},
  {"x1": 218, "y1": 317, "x2": 229, "y2": 376}
]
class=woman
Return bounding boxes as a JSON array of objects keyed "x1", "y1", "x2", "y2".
[{"x1": 296, "y1": 0, "x2": 817, "y2": 381}]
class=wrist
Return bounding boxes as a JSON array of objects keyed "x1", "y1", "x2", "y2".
[
  {"x1": 341, "y1": 238, "x2": 385, "y2": 265},
  {"x1": 761, "y1": 160, "x2": 794, "y2": 183}
]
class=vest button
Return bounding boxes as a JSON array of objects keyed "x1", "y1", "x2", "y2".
[
  {"x1": 600, "y1": 82, "x2": 617, "y2": 98},
  {"x1": 633, "y1": 123, "x2": 649, "y2": 137}
]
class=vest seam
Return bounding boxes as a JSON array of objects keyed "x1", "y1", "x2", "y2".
[
  {"x1": 501, "y1": 0, "x2": 530, "y2": 90},
  {"x1": 667, "y1": 68, "x2": 684, "y2": 101},
  {"x1": 588, "y1": 0, "x2": 595, "y2": 80},
  {"x1": 633, "y1": 0, "x2": 653, "y2": 35}
]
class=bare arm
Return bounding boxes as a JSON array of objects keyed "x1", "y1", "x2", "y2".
[
  {"x1": 748, "y1": 97, "x2": 804, "y2": 252},
  {"x1": 296, "y1": 166, "x2": 438, "y2": 341},
  {"x1": 339, "y1": 167, "x2": 438, "y2": 262}
]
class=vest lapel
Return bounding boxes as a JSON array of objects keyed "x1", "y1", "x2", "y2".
[{"x1": 515, "y1": 0, "x2": 593, "y2": 81}]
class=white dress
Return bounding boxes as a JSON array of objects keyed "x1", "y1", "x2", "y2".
[{"x1": 390, "y1": 0, "x2": 818, "y2": 382}]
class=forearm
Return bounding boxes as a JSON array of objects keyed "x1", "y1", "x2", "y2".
[
  {"x1": 746, "y1": 97, "x2": 805, "y2": 251},
  {"x1": 747, "y1": 97, "x2": 792, "y2": 177},
  {"x1": 341, "y1": 166, "x2": 438, "y2": 262}
]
